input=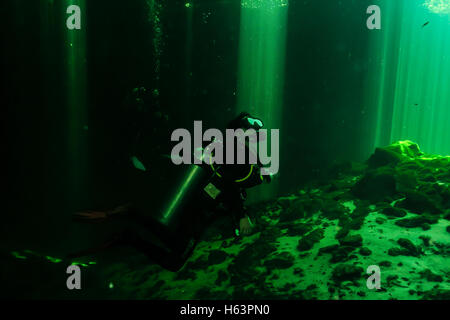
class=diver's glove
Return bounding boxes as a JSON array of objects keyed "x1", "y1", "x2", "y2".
[{"x1": 260, "y1": 166, "x2": 276, "y2": 184}]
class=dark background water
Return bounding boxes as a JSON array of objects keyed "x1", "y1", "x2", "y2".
[{"x1": 4, "y1": 0, "x2": 375, "y2": 255}]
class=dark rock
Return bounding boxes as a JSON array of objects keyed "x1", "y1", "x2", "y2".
[
  {"x1": 293, "y1": 267, "x2": 304, "y2": 276},
  {"x1": 207, "y1": 250, "x2": 229, "y2": 266},
  {"x1": 388, "y1": 239, "x2": 421, "y2": 257},
  {"x1": 194, "y1": 287, "x2": 211, "y2": 299},
  {"x1": 432, "y1": 242, "x2": 450, "y2": 255},
  {"x1": 387, "y1": 140, "x2": 423, "y2": 158},
  {"x1": 335, "y1": 227, "x2": 350, "y2": 240},
  {"x1": 175, "y1": 269, "x2": 197, "y2": 281},
  {"x1": 378, "y1": 260, "x2": 392, "y2": 267},
  {"x1": 306, "y1": 284, "x2": 317, "y2": 290},
  {"x1": 338, "y1": 214, "x2": 351, "y2": 227},
  {"x1": 387, "y1": 248, "x2": 405, "y2": 257},
  {"x1": 153, "y1": 280, "x2": 165, "y2": 291},
  {"x1": 228, "y1": 241, "x2": 276, "y2": 279},
  {"x1": 331, "y1": 264, "x2": 364, "y2": 283},
  {"x1": 367, "y1": 147, "x2": 403, "y2": 169},
  {"x1": 351, "y1": 167, "x2": 397, "y2": 202},
  {"x1": 441, "y1": 190, "x2": 450, "y2": 210},
  {"x1": 210, "y1": 290, "x2": 230, "y2": 300},
  {"x1": 298, "y1": 252, "x2": 310, "y2": 258},
  {"x1": 318, "y1": 244, "x2": 340, "y2": 255},
  {"x1": 263, "y1": 252, "x2": 295, "y2": 270},
  {"x1": 386, "y1": 275, "x2": 399, "y2": 287},
  {"x1": 397, "y1": 238, "x2": 420, "y2": 255},
  {"x1": 279, "y1": 199, "x2": 305, "y2": 223},
  {"x1": 419, "y1": 269, "x2": 443, "y2": 282},
  {"x1": 382, "y1": 206, "x2": 407, "y2": 218},
  {"x1": 421, "y1": 173, "x2": 435, "y2": 183},
  {"x1": 395, "y1": 216, "x2": 438, "y2": 228},
  {"x1": 289, "y1": 290, "x2": 307, "y2": 300},
  {"x1": 321, "y1": 200, "x2": 348, "y2": 220},
  {"x1": 301, "y1": 198, "x2": 324, "y2": 216},
  {"x1": 220, "y1": 241, "x2": 229, "y2": 248},
  {"x1": 231, "y1": 286, "x2": 252, "y2": 300},
  {"x1": 297, "y1": 229, "x2": 324, "y2": 251},
  {"x1": 396, "y1": 191, "x2": 442, "y2": 215},
  {"x1": 359, "y1": 247, "x2": 372, "y2": 256},
  {"x1": 347, "y1": 217, "x2": 366, "y2": 230},
  {"x1": 322, "y1": 190, "x2": 346, "y2": 201},
  {"x1": 421, "y1": 288, "x2": 450, "y2": 300},
  {"x1": 184, "y1": 255, "x2": 209, "y2": 270},
  {"x1": 375, "y1": 202, "x2": 390, "y2": 210},
  {"x1": 215, "y1": 270, "x2": 228, "y2": 286},
  {"x1": 324, "y1": 184, "x2": 338, "y2": 193},
  {"x1": 375, "y1": 217, "x2": 386, "y2": 224},
  {"x1": 395, "y1": 171, "x2": 418, "y2": 192},
  {"x1": 280, "y1": 283, "x2": 296, "y2": 292},
  {"x1": 421, "y1": 223, "x2": 431, "y2": 231},
  {"x1": 259, "y1": 227, "x2": 283, "y2": 242},
  {"x1": 285, "y1": 223, "x2": 312, "y2": 237},
  {"x1": 270, "y1": 274, "x2": 279, "y2": 280},
  {"x1": 339, "y1": 234, "x2": 363, "y2": 247},
  {"x1": 330, "y1": 246, "x2": 355, "y2": 263},
  {"x1": 276, "y1": 198, "x2": 294, "y2": 210},
  {"x1": 352, "y1": 206, "x2": 370, "y2": 218},
  {"x1": 419, "y1": 235, "x2": 431, "y2": 246}
]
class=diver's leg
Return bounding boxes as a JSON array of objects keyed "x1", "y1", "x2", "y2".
[
  {"x1": 219, "y1": 187, "x2": 253, "y2": 235},
  {"x1": 73, "y1": 203, "x2": 132, "y2": 222},
  {"x1": 110, "y1": 212, "x2": 197, "y2": 272},
  {"x1": 72, "y1": 204, "x2": 197, "y2": 271},
  {"x1": 67, "y1": 229, "x2": 191, "y2": 272},
  {"x1": 129, "y1": 235, "x2": 196, "y2": 272},
  {"x1": 66, "y1": 231, "x2": 131, "y2": 259}
]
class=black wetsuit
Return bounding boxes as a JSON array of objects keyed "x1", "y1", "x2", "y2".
[
  {"x1": 112, "y1": 161, "x2": 260, "y2": 272},
  {"x1": 71, "y1": 112, "x2": 268, "y2": 272}
]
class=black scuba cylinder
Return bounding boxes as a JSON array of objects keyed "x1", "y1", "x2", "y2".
[{"x1": 130, "y1": 160, "x2": 217, "y2": 256}]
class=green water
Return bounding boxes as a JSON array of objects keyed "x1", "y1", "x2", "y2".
[{"x1": 3, "y1": 0, "x2": 450, "y2": 300}]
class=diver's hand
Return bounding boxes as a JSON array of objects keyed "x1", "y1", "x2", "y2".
[{"x1": 239, "y1": 215, "x2": 253, "y2": 235}]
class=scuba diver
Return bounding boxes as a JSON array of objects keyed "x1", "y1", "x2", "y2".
[{"x1": 70, "y1": 112, "x2": 272, "y2": 272}]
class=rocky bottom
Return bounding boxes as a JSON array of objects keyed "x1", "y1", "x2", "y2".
[{"x1": 3, "y1": 141, "x2": 450, "y2": 300}]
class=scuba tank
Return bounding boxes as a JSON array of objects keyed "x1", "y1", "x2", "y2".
[
  {"x1": 131, "y1": 112, "x2": 267, "y2": 247},
  {"x1": 130, "y1": 160, "x2": 216, "y2": 268}
]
